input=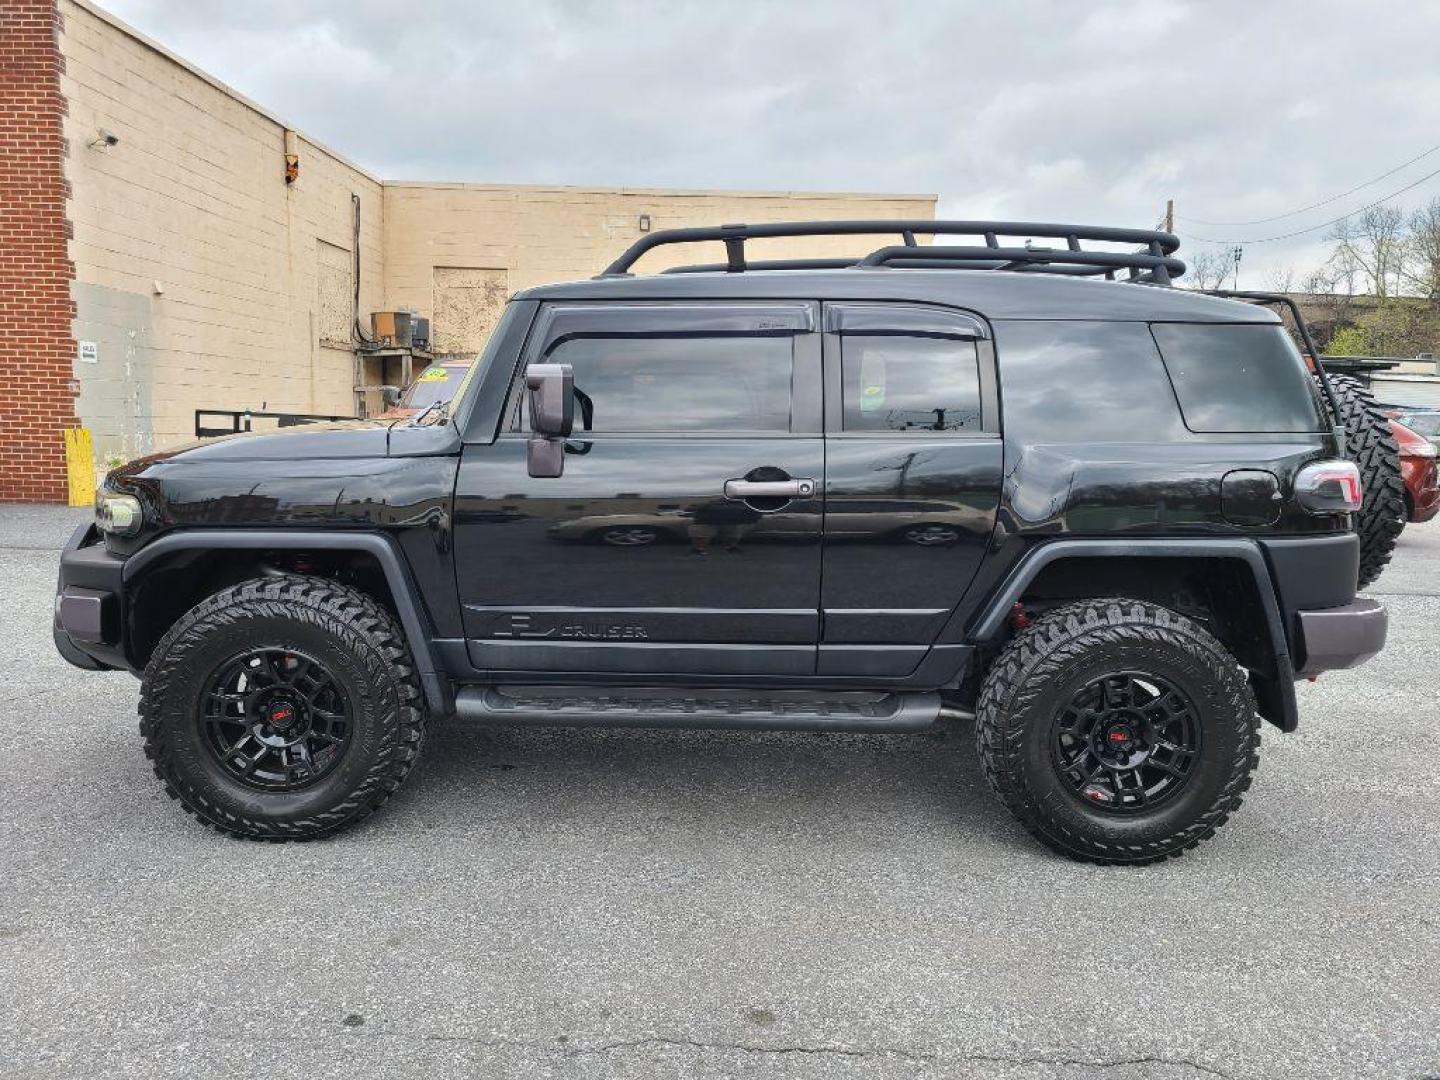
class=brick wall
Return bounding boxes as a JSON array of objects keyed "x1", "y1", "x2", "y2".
[{"x1": 0, "y1": 0, "x2": 75, "y2": 502}]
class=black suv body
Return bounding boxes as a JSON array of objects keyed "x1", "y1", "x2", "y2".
[{"x1": 56, "y1": 221, "x2": 1388, "y2": 862}]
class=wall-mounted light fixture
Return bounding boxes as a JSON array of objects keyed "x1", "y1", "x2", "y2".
[{"x1": 638, "y1": 214, "x2": 651, "y2": 232}]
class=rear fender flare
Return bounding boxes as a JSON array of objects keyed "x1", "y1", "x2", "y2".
[{"x1": 968, "y1": 538, "x2": 1298, "y2": 730}]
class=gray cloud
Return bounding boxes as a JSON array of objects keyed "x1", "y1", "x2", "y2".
[{"x1": 100, "y1": 0, "x2": 1440, "y2": 283}]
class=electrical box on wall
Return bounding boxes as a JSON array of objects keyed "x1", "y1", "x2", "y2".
[{"x1": 370, "y1": 311, "x2": 413, "y2": 347}]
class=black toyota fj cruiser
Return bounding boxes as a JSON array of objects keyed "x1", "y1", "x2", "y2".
[{"x1": 55, "y1": 221, "x2": 1396, "y2": 864}]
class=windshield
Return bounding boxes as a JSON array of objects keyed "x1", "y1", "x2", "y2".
[{"x1": 401, "y1": 365, "x2": 470, "y2": 410}]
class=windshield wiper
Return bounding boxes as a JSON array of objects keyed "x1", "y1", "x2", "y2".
[{"x1": 409, "y1": 400, "x2": 450, "y2": 426}]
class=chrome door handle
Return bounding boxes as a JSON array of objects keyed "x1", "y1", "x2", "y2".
[{"x1": 723, "y1": 478, "x2": 816, "y2": 500}]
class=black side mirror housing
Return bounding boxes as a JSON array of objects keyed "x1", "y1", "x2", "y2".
[
  {"x1": 525, "y1": 364, "x2": 574, "y2": 477},
  {"x1": 380, "y1": 385, "x2": 403, "y2": 408}
]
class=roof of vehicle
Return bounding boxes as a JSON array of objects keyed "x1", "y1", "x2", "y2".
[{"x1": 515, "y1": 268, "x2": 1281, "y2": 324}]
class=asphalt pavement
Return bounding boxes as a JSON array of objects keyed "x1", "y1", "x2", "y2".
[{"x1": 2, "y1": 503, "x2": 1438, "y2": 1080}]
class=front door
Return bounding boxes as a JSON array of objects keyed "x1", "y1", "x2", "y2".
[{"x1": 454, "y1": 300, "x2": 824, "y2": 678}]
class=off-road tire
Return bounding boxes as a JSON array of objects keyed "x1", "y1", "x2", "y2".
[
  {"x1": 976, "y1": 598, "x2": 1260, "y2": 865},
  {"x1": 1323, "y1": 373, "x2": 1404, "y2": 589},
  {"x1": 139, "y1": 575, "x2": 425, "y2": 840}
]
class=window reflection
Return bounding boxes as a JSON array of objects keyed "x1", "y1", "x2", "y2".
[
  {"x1": 543, "y1": 335, "x2": 793, "y2": 433},
  {"x1": 841, "y1": 335, "x2": 981, "y2": 432}
]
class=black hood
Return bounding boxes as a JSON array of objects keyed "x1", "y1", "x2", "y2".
[{"x1": 115, "y1": 420, "x2": 397, "y2": 472}]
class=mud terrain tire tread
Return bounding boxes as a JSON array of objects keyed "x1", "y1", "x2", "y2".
[
  {"x1": 976, "y1": 598, "x2": 1260, "y2": 865},
  {"x1": 1324, "y1": 372, "x2": 1404, "y2": 589},
  {"x1": 139, "y1": 574, "x2": 425, "y2": 840}
]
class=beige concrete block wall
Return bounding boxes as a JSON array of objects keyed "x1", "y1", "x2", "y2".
[
  {"x1": 55, "y1": 0, "x2": 935, "y2": 455},
  {"x1": 60, "y1": 0, "x2": 384, "y2": 456},
  {"x1": 383, "y1": 184, "x2": 937, "y2": 355}
]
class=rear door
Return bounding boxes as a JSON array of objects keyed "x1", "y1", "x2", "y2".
[
  {"x1": 453, "y1": 300, "x2": 825, "y2": 677},
  {"x1": 819, "y1": 302, "x2": 1003, "y2": 676}
]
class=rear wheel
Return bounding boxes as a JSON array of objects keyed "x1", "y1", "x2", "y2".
[
  {"x1": 1323, "y1": 373, "x2": 1404, "y2": 589},
  {"x1": 139, "y1": 575, "x2": 426, "y2": 839},
  {"x1": 976, "y1": 598, "x2": 1260, "y2": 864}
]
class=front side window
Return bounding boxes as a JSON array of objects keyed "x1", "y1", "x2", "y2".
[
  {"x1": 841, "y1": 335, "x2": 982, "y2": 432},
  {"x1": 534, "y1": 334, "x2": 794, "y2": 434}
]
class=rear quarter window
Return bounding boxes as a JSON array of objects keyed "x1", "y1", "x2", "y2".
[
  {"x1": 1151, "y1": 323, "x2": 1323, "y2": 433},
  {"x1": 993, "y1": 320, "x2": 1187, "y2": 444}
]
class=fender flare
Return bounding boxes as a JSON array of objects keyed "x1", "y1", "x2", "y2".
[
  {"x1": 123, "y1": 530, "x2": 451, "y2": 716},
  {"x1": 968, "y1": 537, "x2": 1298, "y2": 731}
]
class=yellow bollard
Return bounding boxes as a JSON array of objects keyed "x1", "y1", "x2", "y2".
[{"x1": 64, "y1": 427, "x2": 96, "y2": 508}]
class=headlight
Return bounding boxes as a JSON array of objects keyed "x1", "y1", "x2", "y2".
[{"x1": 95, "y1": 492, "x2": 143, "y2": 536}]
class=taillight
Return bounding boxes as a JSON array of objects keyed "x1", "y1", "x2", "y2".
[{"x1": 1295, "y1": 460, "x2": 1363, "y2": 514}]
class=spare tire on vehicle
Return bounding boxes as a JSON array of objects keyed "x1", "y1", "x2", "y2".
[{"x1": 1320, "y1": 373, "x2": 1404, "y2": 589}]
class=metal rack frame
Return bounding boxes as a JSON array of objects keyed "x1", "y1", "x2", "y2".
[{"x1": 600, "y1": 220, "x2": 1185, "y2": 285}]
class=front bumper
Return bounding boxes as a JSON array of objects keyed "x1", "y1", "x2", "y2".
[
  {"x1": 54, "y1": 524, "x2": 126, "y2": 671},
  {"x1": 1295, "y1": 598, "x2": 1388, "y2": 678}
]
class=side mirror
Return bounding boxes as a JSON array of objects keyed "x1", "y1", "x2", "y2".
[
  {"x1": 380, "y1": 385, "x2": 403, "y2": 408},
  {"x1": 525, "y1": 363, "x2": 574, "y2": 478}
]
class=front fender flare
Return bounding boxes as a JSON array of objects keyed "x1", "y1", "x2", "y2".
[{"x1": 124, "y1": 530, "x2": 451, "y2": 716}]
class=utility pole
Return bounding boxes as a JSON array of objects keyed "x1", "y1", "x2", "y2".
[
  {"x1": 1164, "y1": 199, "x2": 1174, "y2": 234},
  {"x1": 1230, "y1": 245, "x2": 1243, "y2": 289}
]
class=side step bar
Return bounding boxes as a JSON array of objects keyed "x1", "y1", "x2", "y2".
[{"x1": 453, "y1": 686, "x2": 959, "y2": 733}]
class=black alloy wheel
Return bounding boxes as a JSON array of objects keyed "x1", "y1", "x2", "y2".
[
  {"x1": 1051, "y1": 671, "x2": 1200, "y2": 813},
  {"x1": 975, "y1": 597, "x2": 1260, "y2": 864},
  {"x1": 141, "y1": 574, "x2": 425, "y2": 840},
  {"x1": 201, "y1": 647, "x2": 353, "y2": 791}
]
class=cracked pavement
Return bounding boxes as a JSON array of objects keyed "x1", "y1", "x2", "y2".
[{"x1": 2, "y1": 504, "x2": 1438, "y2": 1079}]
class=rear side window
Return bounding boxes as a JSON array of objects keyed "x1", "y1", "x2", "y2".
[
  {"x1": 1151, "y1": 324, "x2": 1323, "y2": 433},
  {"x1": 841, "y1": 336, "x2": 982, "y2": 432}
]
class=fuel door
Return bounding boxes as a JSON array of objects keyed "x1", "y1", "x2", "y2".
[{"x1": 1221, "y1": 469, "x2": 1282, "y2": 526}]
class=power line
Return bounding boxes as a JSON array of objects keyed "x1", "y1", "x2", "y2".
[
  {"x1": 1179, "y1": 163, "x2": 1440, "y2": 245},
  {"x1": 1180, "y1": 140, "x2": 1440, "y2": 227}
]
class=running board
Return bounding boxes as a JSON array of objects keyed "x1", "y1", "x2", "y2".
[{"x1": 453, "y1": 686, "x2": 953, "y2": 732}]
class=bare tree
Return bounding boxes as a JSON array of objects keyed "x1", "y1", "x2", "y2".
[
  {"x1": 1403, "y1": 197, "x2": 1440, "y2": 306},
  {"x1": 1327, "y1": 205, "x2": 1409, "y2": 297},
  {"x1": 1264, "y1": 265, "x2": 1297, "y2": 293},
  {"x1": 1186, "y1": 249, "x2": 1233, "y2": 290}
]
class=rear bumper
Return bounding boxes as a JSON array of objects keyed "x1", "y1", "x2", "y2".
[
  {"x1": 54, "y1": 524, "x2": 126, "y2": 671},
  {"x1": 1260, "y1": 533, "x2": 1387, "y2": 682},
  {"x1": 1295, "y1": 598, "x2": 1388, "y2": 678}
]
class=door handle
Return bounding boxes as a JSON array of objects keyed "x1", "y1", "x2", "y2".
[{"x1": 723, "y1": 478, "x2": 816, "y2": 500}]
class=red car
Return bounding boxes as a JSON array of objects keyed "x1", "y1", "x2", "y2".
[{"x1": 1392, "y1": 418, "x2": 1439, "y2": 523}]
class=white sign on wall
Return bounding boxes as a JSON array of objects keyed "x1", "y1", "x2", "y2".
[{"x1": 78, "y1": 341, "x2": 99, "y2": 364}]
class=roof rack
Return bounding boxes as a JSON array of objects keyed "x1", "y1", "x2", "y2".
[{"x1": 599, "y1": 220, "x2": 1185, "y2": 285}]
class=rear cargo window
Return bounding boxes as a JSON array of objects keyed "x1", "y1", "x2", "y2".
[{"x1": 1151, "y1": 324, "x2": 1323, "y2": 433}]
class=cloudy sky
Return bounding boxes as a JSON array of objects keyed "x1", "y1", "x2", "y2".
[{"x1": 101, "y1": 0, "x2": 1440, "y2": 286}]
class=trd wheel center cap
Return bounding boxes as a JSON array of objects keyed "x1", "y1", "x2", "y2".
[
  {"x1": 1103, "y1": 724, "x2": 1135, "y2": 750},
  {"x1": 253, "y1": 694, "x2": 309, "y2": 746},
  {"x1": 1093, "y1": 711, "x2": 1152, "y2": 768},
  {"x1": 267, "y1": 702, "x2": 299, "y2": 730}
]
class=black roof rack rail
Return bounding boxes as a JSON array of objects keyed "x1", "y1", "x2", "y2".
[{"x1": 601, "y1": 219, "x2": 1184, "y2": 285}]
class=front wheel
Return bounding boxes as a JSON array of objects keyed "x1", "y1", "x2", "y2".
[
  {"x1": 139, "y1": 575, "x2": 426, "y2": 840},
  {"x1": 976, "y1": 598, "x2": 1259, "y2": 864}
]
